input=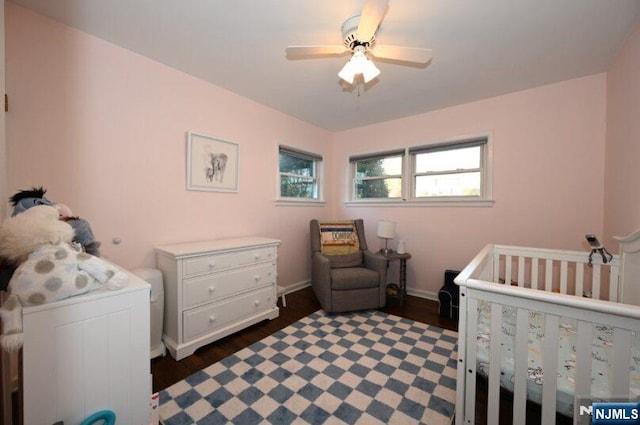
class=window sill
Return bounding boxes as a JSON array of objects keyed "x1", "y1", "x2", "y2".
[
  {"x1": 276, "y1": 199, "x2": 326, "y2": 207},
  {"x1": 344, "y1": 198, "x2": 495, "y2": 208}
]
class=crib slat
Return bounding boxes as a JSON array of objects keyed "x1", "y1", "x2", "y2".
[
  {"x1": 465, "y1": 297, "x2": 479, "y2": 425},
  {"x1": 609, "y1": 267, "x2": 619, "y2": 302},
  {"x1": 593, "y1": 265, "x2": 601, "y2": 299},
  {"x1": 513, "y1": 308, "x2": 529, "y2": 424},
  {"x1": 542, "y1": 314, "x2": 559, "y2": 425},
  {"x1": 518, "y1": 257, "x2": 525, "y2": 287},
  {"x1": 545, "y1": 259, "x2": 553, "y2": 292},
  {"x1": 574, "y1": 320, "x2": 592, "y2": 418},
  {"x1": 505, "y1": 255, "x2": 512, "y2": 285},
  {"x1": 576, "y1": 263, "x2": 584, "y2": 297},
  {"x1": 487, "y1": 303, "x2": 502, "y2": 425},
  {"x1": 560, "y1": 261, "x2": 568, "y2": 294},
  {"x1": 611, "y1": 328, "x2": 632, "y2": 396},
  {"x1": 455, "y1": 287, "x2": 468, "y2": 425},
  {"x1": 532, "y1": 258, "x2": 539, "y2": 289}
]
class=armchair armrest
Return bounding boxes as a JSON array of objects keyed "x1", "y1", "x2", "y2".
[
  {"x1": 311, "y1": 252, "x2": 332, "y2": 308},
  {"x1": 312, "y1": 252, "x2": 331, "y2": 277},
  {"x1": 363, "y1": 251, "x2": 388, "y2": 286}
]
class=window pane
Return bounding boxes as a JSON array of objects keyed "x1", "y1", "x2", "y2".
[
  {"x1": 415, "y1": 147, "x2": 480, "y2": 173},
  {"x1": 356, "y1": 156, "x2": 402, "y2": 177},
  {"x1": 355, "y1": 178, "x2": 402, "y2": 199},
  {"x1": 415, "y1": 172, "x2": 481, "y2": 197},
  {"x1": 279, "y1": 153, "x2": 315, "y2": 177},
  {"x1": 280, "y1": 175, "x2": 316, "y2": 198}
]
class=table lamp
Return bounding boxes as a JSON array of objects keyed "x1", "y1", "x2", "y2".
[{"x1": 377, "y1": 220, "x2": 396, "y2": 254}]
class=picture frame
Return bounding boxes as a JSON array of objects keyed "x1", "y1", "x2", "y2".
[{"x1": 186, "y1": 132, "x2": 239, "y2": 192}]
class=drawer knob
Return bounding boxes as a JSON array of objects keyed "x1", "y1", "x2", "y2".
[
  {"x1": 208, "y1": 262, "x2": 216, "y2": 268},
  {"x1": 254, "y1": 275, "x2": 261, "y2": 281},
  {"x1": 208, "y1": 286, "x2": 216, "y2": 293},
  {"x1": 254, "y1": 254, "x2": 260, "y2": 260},
  {"x1": 254, "y1": 300, "x2": 260, "y2": 306},
  {"x1": 209, "y1": 315, "x2": 216, "y2": 323}
]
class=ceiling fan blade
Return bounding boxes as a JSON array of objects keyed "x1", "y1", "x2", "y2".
[
  {"x1": 286, "y1": 45, "x2": 347, "y2": 57},
  {"x1": 371, "y1": 45, "x2": 433, "y2": 64},
  {"x1": 357, "y1": 0, "x2": 388, "y2": 42}
]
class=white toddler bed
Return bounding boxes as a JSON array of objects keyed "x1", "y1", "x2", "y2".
[{"x1": 454, "y1": 231, "x2": 640, "y2": 425}]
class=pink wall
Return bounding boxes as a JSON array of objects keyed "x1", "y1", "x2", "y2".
[
  {"x1": 6, "y1": 4, "x2": 612, "y2": 299},
  {"x1": 5, "y1": 4, "x2": 333, "y2": 288},
  {"x1": 333, "y1": 75, "x2": 607, "y2": 297},
  {"x1": 604, "y1": 20, "x2": 640, "y2": 247}
]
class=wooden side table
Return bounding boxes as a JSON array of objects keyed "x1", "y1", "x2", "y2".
[{"x1": 379, "y1": 251, "x2": 412, "y2": 303}]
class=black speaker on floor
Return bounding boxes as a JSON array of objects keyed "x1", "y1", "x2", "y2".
[{"x1": 438, "y1": 269, "x2": 460, "y2": 320}]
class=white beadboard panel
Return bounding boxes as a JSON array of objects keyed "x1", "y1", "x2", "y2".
[{"x1": 22, "y1": 271, "x2": 150, "y2": 425}]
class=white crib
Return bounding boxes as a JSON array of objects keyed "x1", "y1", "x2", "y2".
[{"x1": 454, "y1": 231, "x2": 640, "y2": 425}]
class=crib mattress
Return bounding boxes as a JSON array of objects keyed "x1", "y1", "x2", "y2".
[{"x1": 476, "y1": 301, "x2": 640, "y2": 417}]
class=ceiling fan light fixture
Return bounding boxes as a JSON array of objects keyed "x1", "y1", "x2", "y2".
[{"x1": 338, "y1": 49, "x2": 381, "y2": 85}]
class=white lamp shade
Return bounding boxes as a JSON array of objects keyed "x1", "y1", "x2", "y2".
[
  {"x1": 338, "y1": 60, "x2": 357, "y2": 85},
  {"x1": 360, "y1": 57, "x2": 381, "y2": 83},
  {"x1": 377, "y1": 220, "x2": 396, "y2": 239}
]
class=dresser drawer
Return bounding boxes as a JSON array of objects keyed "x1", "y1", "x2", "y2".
[
  {"x1": 183, "y1": 263, "x2": 275, "y2": 309},
  {"x1": 183, "y1": 287, "x2": 274, "y2": 342},
  {"x1": 183, "y1": 246, "x2": 276, "y2": 278}
]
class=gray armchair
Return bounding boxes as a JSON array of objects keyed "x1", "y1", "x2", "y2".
[{"x1": 310, "y1": 219, "x2": 388, "y2": 313}]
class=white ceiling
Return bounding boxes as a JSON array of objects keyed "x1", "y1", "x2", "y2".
[{"x1": 8, "y1": 0, "x2": 640, "y2": 131}]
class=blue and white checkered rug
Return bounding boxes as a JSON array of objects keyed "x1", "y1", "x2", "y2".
[{"x1": 159, "y1": 310, "x2": 458, "y2": 425}]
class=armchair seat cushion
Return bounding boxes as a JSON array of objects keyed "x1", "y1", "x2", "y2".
[
  {"x1": 326, "y1": 251, "x2": 363, "y2": 268},
  {"x1": 331, "y1": 267, "x2": 379, "y2": 291}
]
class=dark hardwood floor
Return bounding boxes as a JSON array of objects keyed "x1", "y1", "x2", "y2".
[{"x1": 151, "y1": 287, "x2": 570, "y2": 425}]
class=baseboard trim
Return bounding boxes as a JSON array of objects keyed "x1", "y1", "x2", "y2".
[
  {"x1": 406, "y1": 287, "x2": 439, "y2": 302},
  {"x1": 280, "y1": 280, "x2": 439, "y2": 304},
  {"x1": 279, "y1": 280, "x2": 311, "y2": 295}
]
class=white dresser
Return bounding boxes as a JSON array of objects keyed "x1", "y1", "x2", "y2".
[
  {"x1": 22, "y1": 270, "x2": 151, "y2": 425},
  {"x1": 156, "y1": 237, "x2": 280, "y2": 360}
]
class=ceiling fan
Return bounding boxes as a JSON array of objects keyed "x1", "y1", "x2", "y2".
[{"x1": 285, "y1": 0, "x2": 432, "y2": 85}]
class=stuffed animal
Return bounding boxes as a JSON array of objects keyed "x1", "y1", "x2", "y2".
[
  {"x1": 0, "y1": 205, "x2": 128, "y2": 352},
  {"x1": 9, "y1": 187, "x2": 102, "y2": 256},
  {"x1": 8, "y1": 186, "x2": 53, "y2": 217},
  {"x1": 56, "y1": 203, "x2": 102, "y2": 257},
  {"x1": 0, "y1": 188, "x2": 103, "y2": 292}
]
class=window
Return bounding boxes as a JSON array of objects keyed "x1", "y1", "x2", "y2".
[
  {"x1": 347, "y1": 135, "x2": 492, "y2": 205},
  {"x1": 278, "y1": 146, "x2": 322, "y2": 201},
  {"x1": 410, "y1": 137, "x2": 489, "y2": 200},
  {"x1": 350, "y1": 150, "x2": 404, "y2": 200}
]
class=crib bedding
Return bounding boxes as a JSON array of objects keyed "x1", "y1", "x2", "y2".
[{"x1": 475, "y1": 300, "x2": 640, "y2": 417}]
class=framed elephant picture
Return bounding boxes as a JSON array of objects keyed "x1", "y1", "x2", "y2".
[{"x1": 186, "y1": 132, "x2": 239, "y2": 192}]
